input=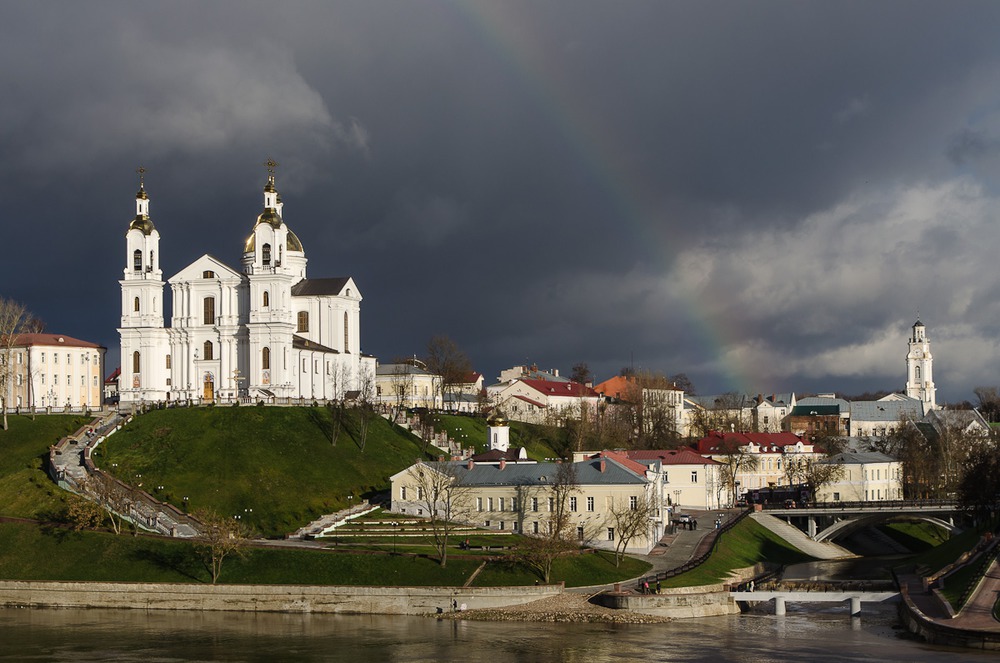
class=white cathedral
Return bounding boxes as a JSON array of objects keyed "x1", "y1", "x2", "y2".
[{"x1": 118, "y1": 165, "x2": 375, "y2": 406}]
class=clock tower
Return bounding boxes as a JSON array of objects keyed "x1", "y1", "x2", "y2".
[{"x1": 905, "y1": 320, "x2": 936, "y2": 410}]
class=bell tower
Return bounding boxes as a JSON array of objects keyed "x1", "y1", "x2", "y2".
[
  {"x1": 118, "y1": 167, "x2": 169, "y2": 405},
  {"x1": 905, "y1": 319, "x2": 936, "y2": 411}
]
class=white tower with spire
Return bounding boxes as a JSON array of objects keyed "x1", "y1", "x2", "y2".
[
  {"x1": 118, "y1": 168, "x2": 170, "y2": 403},
  {"x1": 905, "y1": 319, "x2": 936, "y2": 411}
]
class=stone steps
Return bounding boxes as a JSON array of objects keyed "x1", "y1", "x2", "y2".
[{"x1": 750, "y1": 513, "x2": 854, "y2": 560}]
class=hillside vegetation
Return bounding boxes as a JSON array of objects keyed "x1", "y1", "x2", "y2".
[
  {"x1": 0, "y1": 414, "x2": 91, "y2": 519},
  {"x1": 98, "y1": 406, "x2": 429, "y2": 537}
]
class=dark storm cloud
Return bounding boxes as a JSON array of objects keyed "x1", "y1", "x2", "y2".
[{"x1": 5, "y1": 1, "x2": 1000, "y2": 401}]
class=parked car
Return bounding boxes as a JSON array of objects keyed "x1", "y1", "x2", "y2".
[
  {"x1": 783, "y1": 499, "x2": 797, "y2": 509},
  {"x1": 677, "y1": 513, "x2": 693, "y2": 524}
]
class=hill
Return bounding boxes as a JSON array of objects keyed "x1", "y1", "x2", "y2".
[{"x1": 99, "y1": 406, "x2": 429, "y2": 537}]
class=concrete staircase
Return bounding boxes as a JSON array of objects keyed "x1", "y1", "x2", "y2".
[{"x1": 750, "y1": 512, "x2": 855, "y2": 560}]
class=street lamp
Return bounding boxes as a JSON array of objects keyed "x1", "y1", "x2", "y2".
[{"x1": 392, "y1": 521, "x2": 398, "y2": 553}]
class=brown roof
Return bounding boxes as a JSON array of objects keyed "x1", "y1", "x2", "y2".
[{"x1": 13, "y1": 333, "x2": 103, "y2": 349}]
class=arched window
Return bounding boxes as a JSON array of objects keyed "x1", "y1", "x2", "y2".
[
  {"x1": 262, "y1": 243, "x2": 271, "y2": 265},
  {"x1": 297, "y1": 311, "x2": 309, "y2": 332},
  {"x1": 343, "y1": 312, "x2": 349, "y2": 352},
  {"x1": 203, "y1": 341, "x2": 214, "y2": 361},
  {"x1": 134, "y1": 297, "x2": 140, "y2": 312},
  {"x1": 262, "y1": 291, "x2": 269, "y2": 307},
  {"x1": 132, "y1": 351, "x2": 140, "y2": 373},
  {"x1": 203, "y1": 297, "x2": 215, "y2": 325},
  {"x1": 202, "y1": 270, "x2": 215, "y2": 279},
  {"x1": 262, "y1": 347, "x2": 270, "y2": 370},
  {"x1": 133, "y1": 249, "x2": 142, "y2": 272},
  {"x1": 915, "y1": 366, "x2": 921, "y2": 380}
]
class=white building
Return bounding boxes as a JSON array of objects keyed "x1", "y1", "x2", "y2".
[
  {"x1": 375, "y1": 359, "x2": 442, "y2": 410},
  {"x1": 487, "y1": 377, "x2": 601, "y2": 424},
  {"x1": 3, "y1": 333, "x2": 106, "y2": 411},
  {"x1": 905, "y1": 320, "x2": 936, "y2": 411},
  {"x1": 815, "y1": 451, "x2": 903, "y2": 502},
  {"x1": 118, "y1": 165, "x2": 375, "y2": 406}
]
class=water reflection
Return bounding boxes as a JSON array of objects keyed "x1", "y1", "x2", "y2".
[{"x1": 0, "y1": 607, "x2": 992, "y2": 662}]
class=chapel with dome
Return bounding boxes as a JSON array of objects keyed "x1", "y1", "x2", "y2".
[{"x1": 118, "y1": 162, "x2": 375, "y2": 405}]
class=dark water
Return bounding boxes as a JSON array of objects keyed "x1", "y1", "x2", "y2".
[{"x1": 0, "y1": 607, "x2": 992, "y2": 662}]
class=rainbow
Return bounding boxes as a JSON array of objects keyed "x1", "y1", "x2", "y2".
[{"x1": 450, "y1": 3, "x2": 754, "y2": 393}]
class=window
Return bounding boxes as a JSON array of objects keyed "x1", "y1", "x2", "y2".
[
  {"x1": 80, "y1": 376, "x2": 85, "y2": 386},
  {"x1": 41, "y1": 374, "x2": 45, "y2": 385},
  {"x1": 40, "y1": 352, "x2": 45, "y2": 362},
  {"x1": 133, "y1": 249, "x2": 142, "y2": 271},
  {"x1": 203, "y1": 341, "x2": 214, "y2": 361},
  {"x1": 203, "y1": 270, "x2": 215, "y2": 279},
  {"x1": 577, "y1": 526, "x2": 584, "y2": 540},
  {"x1": 587, "y1": 496, "x2": 594, "y2": 512},
  {"x1": 531, "y1": 497, "x2": 539, "y2": 512},
  {"x1": 548, "y1": 497, "x2": 554, "y2": 512},
  {"x1": 79, "y1": 354, "x2": 84, "y2": 365},
  {"x1": 297, "y1": 311, "x2": 309, "y2": 332},
  {"x1": 262, "y1": 243, "x2": 271, "y2": 265},
  {"x1": 497, "y1": 497, "x2": 504, "y2": 512},
  {"x1": 570, "y1": 496, "x2": 577, "y2": 512},
  {"x1": 477, "y1": 497, "x2": 483, "y2": 512},
  {"x1": 417, "y1": 487, "x2": 424, "y2": 500},
  {"x1": 262, "y1": 291, "x2": 269, "y2": 307},
  {"x1": 511, "y1": 497, "x2": 518, "y2": 512},
  {"x1": 532, "y1": 521, "x2": 539, "y2": 534},
  {"x1": 203, "y1": 297, "x2": 215, "y2": 325},
  {"x1": 132, "y1": 351, "x2": 140, "y2": 373},
  {"x1": 607, "y1": 528, "x2": 615, "y2": 541},
  {"x1": 691, "y1": 471, "x2": 698, "y2": 483},
  {"x1": 66, "y1": 375, "x2": 71, "y2": 386},
  {"x1": 165, "y1": 354, "x2": 171, "y2": 369},
  {"x1": 53, "y1": 353, "x2": 58, "y2": 364},
  {"x1": 630, "y1": 495, "x2": 638, "y2": 510},
  {"x1": 401, "y1": 487, "x2": 406, "y2": 500},
  {"x1": 498, "y1": 521, "x2": 505, "y2": 530},
  {"x1": 344, "y1": 312, "x2": 349, "y2": 352},
  {"x1": 262, "y1": 347, "x2": 270, "y2": 370},
  {"x1": 15, "y1": 374, "x2": 22, "y2": 386},
  {"x1": 134, "y1": 297, "x2": 140, "y2": 312},
  {"x1": 488, "y1": 497, "x2": 494, "y2": 511},
  {"x1": 664, "y1": 471, "x2": 669, "y2": 484}
]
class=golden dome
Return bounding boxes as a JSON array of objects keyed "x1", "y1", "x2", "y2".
[
  {"x1": 287, "y1": 229, "x2": 303, "y2": 252},
  {"x1": 244, "y1": 232, "x2": 255, "y2": 253},
  {"x1": 256, "y1": 207, "x2": 282, "y2": 229},
  {"x1": 487, "y1": 411, "x2": 508, "y2": 427},
  {"x1": 136, "y1": 187, "x2": 148, "y2": 200},
  {"x1": 128, "y1": 215, "x2": 155, "y2": 235}
]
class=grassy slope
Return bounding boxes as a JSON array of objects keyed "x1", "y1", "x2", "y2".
[
  {"x1": 428, "y1": 414, "x2": 565, "y2": 460},
  {"x1": 879, "y1": 521, "x2": 950, "y2": 552},
  {"x1": 0, "y1": 414, "x2": 91, "y2": 519},
  {"x1": 0, "y1": 521, "x2": 649, "y2": 587},
  {"x1": 98, "y1": 407, "x2": 428, "y2": 537},
  {"x1": 662, "y1": 518, "x2": 816, "y2": 588}
]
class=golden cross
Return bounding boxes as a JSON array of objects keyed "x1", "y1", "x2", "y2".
[
  {"x1": 265, "y1": 158, "x2": 278, "y2": 176},
  {"x1": 136, "y1": 165, "x2": 147, "y2": 188}
]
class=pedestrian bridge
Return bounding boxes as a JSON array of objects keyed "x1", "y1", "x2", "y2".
[
  {"x1": 760, "y1": 500, "x2": 961, "y2": 541},
  {"x1": 731, "y1": 591, "x2": 899, "y2": 615}
]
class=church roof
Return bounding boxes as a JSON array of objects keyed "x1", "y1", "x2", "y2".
[
  {"x1": 292, "y1": 335, "x2": 338, "y2": 353},
  {"x1": 291, "y1": 277, "x2": 351, "y2": 297}
]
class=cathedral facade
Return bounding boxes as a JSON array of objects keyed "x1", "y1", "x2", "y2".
[{"x1": 118, "y1": 167, "x2": 375, "y2": 406}]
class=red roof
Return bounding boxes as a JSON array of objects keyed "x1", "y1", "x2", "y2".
[
  {"x1": 105, "y1": 367, "x2": 121, "y2": 384},
  {"x1": 587, "y1": 450, "x2": 651, "y2": 477},
  {"x1": 627, "y1": 448, "x2": 721, "y2": 466},
  {"x1": 510, "y1": 394, "x2": 546, "y2": 409},
  {"x1": 14, "y1": 333, "x2": 103, "y2": 349},
  {"x1": 519, "y1": 378, "x2": 598, "y2": 398},
  {"x1": 694, "y1": 430, "x2": 807, "y2": 454}
]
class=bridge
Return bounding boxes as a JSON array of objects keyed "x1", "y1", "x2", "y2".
[
  {"x1": 730, "y1": 590, "x2": 899, "y2": 615},
  {"x1": 757, "y1": 500, "x2": 962, "y2": 541}
]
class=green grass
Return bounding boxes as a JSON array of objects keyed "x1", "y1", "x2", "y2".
[
  {"x1": 900, "y1": 527, "x2": 984, "y2": 577},
  {"x1": 0, "y1": 414, "x2": 92, "y2": 520},
  {"x1": 661, "y1": 518, "x2": 816, "y2": 588},
  {"x1": 425, "y1": 414, "x2": 566, "y2": 460},
  {"x1": 878, "y1": 520, "x2": 950, "y2": 552},
  {"x1": 96, "y1": 407, "x2": 430, "y2": 537},
  {"x1": 0, "y1": 521, "x2": 649, "y2": 587}
]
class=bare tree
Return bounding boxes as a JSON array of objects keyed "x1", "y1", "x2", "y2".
[
  {"x1": 690, "y1": 392, "x2": 752, "y2": 438},
  {"x1": 389, "y1": 361, "x2": 415, "y2": 416},
  {"x1": 607, "y1": 494, "x2": 655, "y2": 567},
  {"x1": 0, "y1": 297, "x2": 39, "y2": 430},
  {"x1": 570, "y1": 362, "x2": 592, "y2": 385},
  {"x1": 195, "y1": 509, "x2": 252, "y2": 584},
  {"x1": 325, "y1": 363, "x2": 351, "y2": 447},
  {"x1": 80, "y1": 471, "x2": 137, "y2": 535},
  {"x1": 353, "y1": 368, "x2": 377, "y2": 453},
  {"x1": 715, "y1": 437, "x2": 759, "y2": 506},
  {"x1": 513, "y1": 462, "x2": 579, "y2": 583},
  {"x1": 410, "y1": 461, "x2": 474, "y2": 568},
  {"x1": 423, "y1": 335, "x2": 472, "y2": 411},
  {"x1": 783, "y1": 454, "x2": 845, "y2": 503},
  {"x1": 973, "y1": 386, "x2": 1000, "y2": 423}
]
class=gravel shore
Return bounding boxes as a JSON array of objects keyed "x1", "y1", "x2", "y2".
[{"x1": 436, "y1": 593, "x2": 670, "y2": 624}]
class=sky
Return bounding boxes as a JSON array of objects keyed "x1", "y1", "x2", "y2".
[{"x1": 4, "y1": 0, "x2": 1000, "y2": 403}]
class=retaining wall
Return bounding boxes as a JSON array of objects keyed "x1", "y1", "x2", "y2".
[
  {"x1": 0, "y1": 581, "x2": 562, "y2": 616},
  {"x1": 898, "y1": 584, "x2": 1000, "y2": 651},
  {"x1": 595, "y1": 584, "x2": 738, "y2": 619}
]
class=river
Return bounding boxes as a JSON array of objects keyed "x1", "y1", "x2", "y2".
[{"x1": 0, "y1": 606, "x2": 992, "y2": 662}]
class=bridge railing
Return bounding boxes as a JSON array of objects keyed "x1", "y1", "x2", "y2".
[{"x1": 759, "y1": 498, "x2": 958, "y2": 512}]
